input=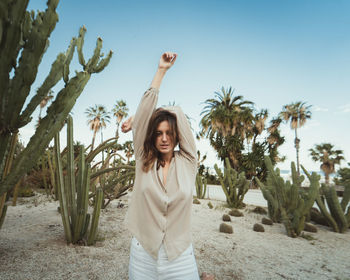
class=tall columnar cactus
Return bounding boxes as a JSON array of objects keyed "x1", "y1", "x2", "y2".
[
  {"x1": 54, "y1": 116, "x2": 103, "y2": 245},
  {"x1": 195, "y1": 173, "x2": 207, "y2": 199},
  {"x1": 256, "y1": 157, "x2": 319, "y2": 237},
  {"x1": 310, "y1": 178, "x2": 350, "y2": 233},
  {"x1": 214, "y1": 158, "x2": 249, "y2": 208},
  {"x1": 0, "y1": 0, "x2": 112, "y2": 229}
]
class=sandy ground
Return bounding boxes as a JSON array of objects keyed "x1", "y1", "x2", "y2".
[{"x1": 0, "y1": 192, "x2": 349, "y2": 280}]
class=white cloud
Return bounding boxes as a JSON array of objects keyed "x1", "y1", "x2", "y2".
[
  {"x1": 302, "y1": 120, "x2": 321, "y2": 130},
  {"x1": 313, "y1": 105, "x2": 328, "y2": 112},
  {"x1": 338, "y1": 103, "x2": 350, "y2": 113}
]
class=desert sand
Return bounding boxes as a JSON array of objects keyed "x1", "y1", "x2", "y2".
[{"x1": 0, "y1": 192, "x2": 349, "y2": 280}]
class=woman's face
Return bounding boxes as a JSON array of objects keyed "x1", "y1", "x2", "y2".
[{"x1": 155, "y1": 120, "x2": 175, "y2": 156}]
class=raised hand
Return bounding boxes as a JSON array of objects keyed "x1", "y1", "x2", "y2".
[
  {"x1": 158, "y1": 52, "x2": 177, "y2": 70},
  {"x1": 121, "y1": 116, "x2": 134, "y2": 133}
]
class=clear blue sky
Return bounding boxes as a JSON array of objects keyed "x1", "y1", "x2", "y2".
[{"x1": 22, "y1": 0, "x2": 350, "y2": 172}]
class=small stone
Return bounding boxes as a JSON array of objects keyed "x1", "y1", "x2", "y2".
[
  {"x1": 222, "y1": 214, "x2": 231, "y2": 222},
  {"x1": 207, "y1": 202, "x2": 213, "y2": 209},
  {"x1": 304, "y1": 223, "x2": 317, "y2": 233},
  {"x1": 193, "y1": 198, "x2": 201, "y2": 204},
  {"x1": 253, "y1": 223, "x2": 265, "y2": 232},
  {"x1": 219, "y1": 223, "x2": 233, "y2": 234},
  {"x1": 261, "y1": 217, "x2": 273, "y2": 225},
  {"x1": 228, "y1": 209, "x2": 243, "y2": 217},
  {"x1": 252, "y1": 206, "x2": 268, "y2": 215}
]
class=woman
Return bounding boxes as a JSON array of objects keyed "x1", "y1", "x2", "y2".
[{"x1": 121, "y1": 52, "x2": 214, "y2": 280}]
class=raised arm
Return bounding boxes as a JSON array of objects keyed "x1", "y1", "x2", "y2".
[
  {"x1": 129, "y1": 52, "x2": 177, "y2": 160},
  {"x1": 164, "y1": 106, "x2": 197, "y2": 164}
]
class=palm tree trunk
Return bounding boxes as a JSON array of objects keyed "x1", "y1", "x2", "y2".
[
  {"x1": 115, "y1": 123, "x2": 120, "y2": 140},
  {"x1": 325, "y1": 172, "x2": 330, "y2": 185},
  {"x1": 91, "y1": 130, "x2": 97, "y2": 151},
  {"x1": 294, "y1": 128, "x2": 300, "y2": 176}
]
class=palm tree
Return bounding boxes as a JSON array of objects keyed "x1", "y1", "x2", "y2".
[
  {"x1": 85, "y1": 105, "x2": 111, "y2": 151},
  {"x1": 112, "y1": 100, "x2": 128, "y2": 140},
  {"x1": 200, "y1": 87, "x2": 254, "y2": 169},
  {"x1": 280, "y1": 101, "x2": 312, "y2": 175},
  {"x1": 309, "y1": 143, "x2": 344, "y2": 185},
  {"x1": 123, "y1": 141, "x2": 134, "y2": 164}
]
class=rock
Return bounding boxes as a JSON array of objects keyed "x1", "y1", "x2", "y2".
[
  {"x1": 261, "y1": 217, "x2": 273, "y2": 225},
  {"x1": 207, "y1": 202, "x2": 213, "y2": 209},
  {"x1": 252, "y1": 206, "x2": 267, "y2": 215},
  {"x1": 222, "y1": 214, "x2": 231, "y2": 222},
  {"x1": 253, "y1": 223, "x2": 265, "y2": 232},
  {"x1": 219, "y1": 223, "x2": 233, "y2": 234},
  {"x1": 193, "y1": 198, "x2": 201, "y2": 204},
  {"x1": 228, "y1": 209, "x2": 243, "y2": 217},
  {"x1": 304, "y1": 223, "x2": 318, "y2": 233}
]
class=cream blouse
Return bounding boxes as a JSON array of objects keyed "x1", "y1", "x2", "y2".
[{"x1": 125, "y1": 87, "x2": 197, "y2": 261}]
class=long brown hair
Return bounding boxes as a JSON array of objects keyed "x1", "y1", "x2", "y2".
[{"x1": 142, "y1": 108, "x2": 179, "y2": 172}]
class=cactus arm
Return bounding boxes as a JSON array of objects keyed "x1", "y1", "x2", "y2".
[
  {"x1": 87, "y1": 187, "x2": 103, "y2": 245},
  {"x1": 324, "y1": 185, "x2": 348, "y2": 233},
  {"x1": 85, "y1": 138, "x2": 118, "y2": 163},
  {"x1": 0, "y1": 0, "x2": 29, "y2": 114},
  {"x1": 76, "y1": 145, "x2": 85, "y2": 211},
  {"x1": 315, "y1": 194, "x2": 339, "y2": 232},
  {"x1": 256, "y1": 177, "x2": 278, "y2": 222},
  {"x1": 81, "y1": 164, "x2": 91, "y2": 236},
  {"x1": 46, "y1": 150, "x2": 56, "y2": 197},
  {"x1": 90, "y1": 165, "x2": 135, "y2": 180},
  {"x1": 82, "y1": 214, "x2": 91, "y2": 240},
  {"x1": 0, "y1": 134, "x2": 11, "y2": 182},
  {"x1": 93, "y1": 50, "x2": 113, "y2": 73},
  {"x1": 63, "y1": 38, "x2": 77, "y2": 84},
  {"x1": 340, "y1": 181, "x2": 350, "y2": 212},
  {"x1": 203, "y1": 178, "x2": 207, "y2": 199},
  {"x1": 17, "y1": 53, "x2": 66, "y2": 127},
  {"x1": 67, "y1": 116, "x2": 77, "y2": 227},
  {"x1": 0, "y1": 205, "x2": 7, "y2": 229},
  {"x1": 76, "y1": 26, "x2": 87, "y2": 67},
  {"x1": 0, "y1": 71, "x2": 91, "y2": 197},
  {"x1": 8, "y1": 0, "x2": 59, "y2": 128},
  {"x1": 54, "y1": 133, "x2": 72, "y2": 243},
  {"x1": 41, "y1": 156, "x2": 49, "y2": 196},
  {"x1": 85, "y1": 37, "x2": 102, "y2": 73},
  {"x1": 195, "y1": 173, "x2": 201, "y2": 198},
  {"x1": 214, "y1": 163, "x2": 232, "y2": 206}
]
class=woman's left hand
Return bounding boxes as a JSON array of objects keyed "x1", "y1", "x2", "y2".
[{"x1": 121, "y1": 116, "x2": 134, "y2": 133}]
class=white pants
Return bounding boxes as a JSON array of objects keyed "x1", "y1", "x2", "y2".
[{"x1": 128, "y1": 237, "x2": 200, "y2": 280}]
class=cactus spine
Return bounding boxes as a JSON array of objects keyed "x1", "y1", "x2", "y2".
[
  {"x1": 256, "y1": 157, "x2": 319, "y2": 237},
  {"x1": 54, "y1": 116, "x2": 103, "y2": 245},
  {"x1": 214, "y1": 158, "x2": 249, "y2": 208},
  {"x1": 195, "y1": 173, "x2": 207, "y2": 199}
]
